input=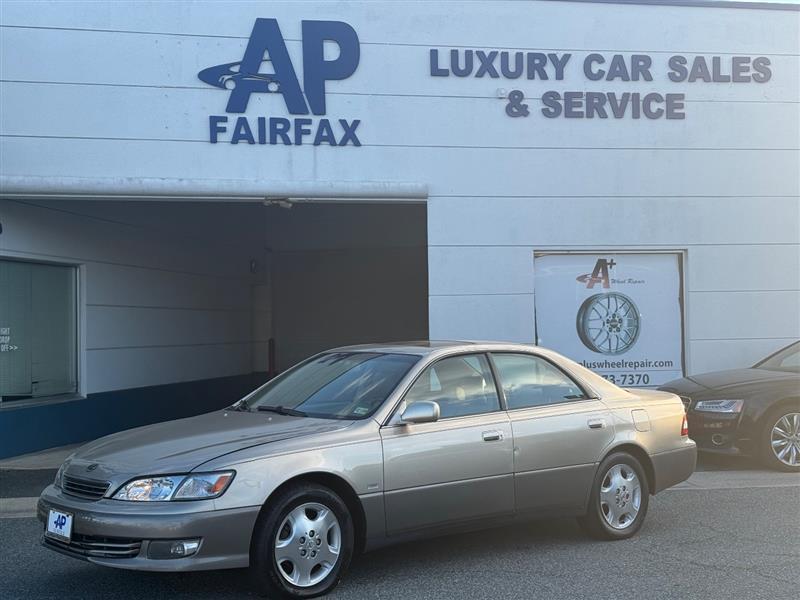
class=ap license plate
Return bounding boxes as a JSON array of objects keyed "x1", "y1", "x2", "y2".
[{"x1": 45, "y1": 509, "x2": 73, "y2": 542}]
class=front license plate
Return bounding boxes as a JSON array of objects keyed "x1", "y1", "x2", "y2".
[{"x1": 45, "y1": 509, "x2": 73, "y2": 542}]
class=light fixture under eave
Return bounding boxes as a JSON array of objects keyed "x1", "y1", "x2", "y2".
[{"x1": 263, "y1": 198, "x2": 293, "y2": 209}]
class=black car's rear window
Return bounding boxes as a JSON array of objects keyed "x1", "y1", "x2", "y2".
[{"x1": 242, "y1": 352, "x2": 420, "y2": 419}]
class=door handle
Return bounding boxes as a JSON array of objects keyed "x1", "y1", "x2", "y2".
[
  {"x1": 482, "y1": 430, "x2": 503, "y2": 442},
  {"x1": 588, "y1": 418, "x2": 606, "y2": 430}
]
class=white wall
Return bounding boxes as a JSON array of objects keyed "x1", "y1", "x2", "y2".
[
  {"x1": 427, "y1": 197, "x2": 800, "y2": 373},
  {"x1": 0, "y1": 199, "x2": 268, "y2": 393},
  {"x1": 1, "y1": 0, "x2": 798, "y2": 376}
]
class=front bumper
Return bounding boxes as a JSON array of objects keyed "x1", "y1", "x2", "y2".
[
  {"x1": 37, "y1": 485, "x2": 260, "y2": 571},
  {"x1": 686, "y1": 411, "x2": 754, "y2": 455}
]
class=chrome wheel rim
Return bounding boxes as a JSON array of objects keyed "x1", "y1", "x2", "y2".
[
  {"x1": 274, "y1": 502, "x2": 341, "y2": 588},
  {"x1": 599, "y1": 463, "x2": 642, "y2": 530},
  {"x1": 579, "y1": 293, "x2": 641, "y2": 355},
  {"x1": 770, "y1": 412, "x2": 800, "y2": 467}
]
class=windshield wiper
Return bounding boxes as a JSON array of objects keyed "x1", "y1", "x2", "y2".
[{"x1": 256, "y1": 405, "x2": 307, "y2": 417}]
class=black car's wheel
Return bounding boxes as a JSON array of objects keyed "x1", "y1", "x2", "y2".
[
  {"x1": 760, "y1": 404, "x2": 800, "y2": 472},
  {"x1": 578, "y1": 452, "x2": 650, "y2": 540},
  {"x1": 250, "y1": 482, "x2": 354, "y2": 598}
]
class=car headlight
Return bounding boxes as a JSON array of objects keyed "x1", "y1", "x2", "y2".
[
  {"x1": 693, "y1": 399, "x2": 744, "y2": 414},
  {"x1": 173, "y1": 472, "x2": 235, "y2": 500},
  {"x1": 113, "y1": 472, "x2": 234, "y2": 502},
  {"x1": 54, "y1": 459, "x2": 71, "y2": 489}
]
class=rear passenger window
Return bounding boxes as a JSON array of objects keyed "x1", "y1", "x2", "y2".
[
  {"x1": 491, "y1": 354, "x2": 586, "y2": 409},
  {"x1": 403, "y1": 354, "x2": 500, "y2": 419}
]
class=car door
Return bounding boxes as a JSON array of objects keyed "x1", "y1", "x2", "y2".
[
  {"x1": 490, "y1": 352, "x2": 614, "y2": 514},
  {"x1": 380, "y1": 353, "x2": 514, "y2": 535}
]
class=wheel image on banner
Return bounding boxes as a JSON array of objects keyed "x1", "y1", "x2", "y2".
[{"x1": 576, "y1": 292, "x2": 641, "y2": 355}]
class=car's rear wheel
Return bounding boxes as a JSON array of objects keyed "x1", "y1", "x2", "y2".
[
  {"x1": 761, "y1": 405, "x2": 800, "y2": 472},
  {"x1": 250, "y1": 482, "x2": 354, "y2": 598},
  {"x1": 578, "y1": 452, "x2": 649, "y2": 540}
]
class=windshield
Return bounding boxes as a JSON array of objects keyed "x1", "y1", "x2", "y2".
[
  {"x1": 754, "y1": 341, "x2": 800, "y2": 373},
  {"x1": 240, "y1": 352, "x2": 420, "y2": 419}
]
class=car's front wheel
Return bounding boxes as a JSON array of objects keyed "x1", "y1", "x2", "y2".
[
  {"x1": 578, "y1": 452, "x2": 650, "y2": 540},
  {"x1": 761, "y1": 405, "x2": 800, "y2": 472},
  {"x1": 250, "y1": 482, "x2": 354, "y2": 598}
]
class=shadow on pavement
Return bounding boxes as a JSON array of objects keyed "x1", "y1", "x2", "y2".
[{"x1": 22, "y1": 518, "x2": 585, "y2": 599}]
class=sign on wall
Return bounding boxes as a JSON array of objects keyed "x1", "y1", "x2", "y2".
[
  {"x1": 430, "y1": 49, "x2": 772, "y2": 120},
  {"x1": 198, "y1": 19, "x2": 362, "y2": 146},
  {"x1": 534, "y1": 252, "x2": 684, "y2": 387}
]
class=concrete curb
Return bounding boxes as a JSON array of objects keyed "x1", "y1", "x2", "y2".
[
  {"x1": 0, "y1": 445, "x2": 80, "y2": 470},
  {"x1": 0, "y1": 497, "x2": 38, "y2": 519}
]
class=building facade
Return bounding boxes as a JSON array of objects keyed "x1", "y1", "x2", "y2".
[{"x1": 1, "y1": 0, "x2": 798, "y2": 457}]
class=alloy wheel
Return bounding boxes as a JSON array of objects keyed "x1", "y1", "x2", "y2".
[
  {"x1": 577, "y1": 292, "x2": 641, "y2": 355},
  {"x1": 274, "y1": 502, "x2": 342, "y2": 588},
  {"x1": 770, "y1": 412, "x2": 800, "y2": 467},
  {"x1": 599, "y1": 463, "x2": 642, "y2": 530}
]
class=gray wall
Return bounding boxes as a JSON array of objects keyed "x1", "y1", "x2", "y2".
[
  {"x1": 268, "y1": 203, "x2": 428, "y2": 370},
  {"x1": 0, "y1": 199, "x2": 268, "y2": 394},
  {"x1": 0, "y1": 199, "x2": 428, "y2": 392}
]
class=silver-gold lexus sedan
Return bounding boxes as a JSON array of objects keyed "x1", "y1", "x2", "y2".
[{"x1": 38, "y1": 341, "x2": 696, "y2": 598}]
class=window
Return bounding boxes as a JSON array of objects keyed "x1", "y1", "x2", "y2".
[
  {"x1": 403, "y1": 354, "x2": 500, "y2": 419},
  {"x1": 755, "y1": 341, "x2": 800, "y2": 373},
  {"x1": 491, "y1": 353, "x2": 586, "y2": 410},
  {"x1": 0, "y1": 260, "x2": 78, "y2": 402},
  {"x1": 245, "y1": 352, "x2": 420, "y2": 419}
]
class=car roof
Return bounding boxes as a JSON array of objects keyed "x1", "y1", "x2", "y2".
[{"x1": 327, "y1": 340, "x2": 538, "y2": 356}]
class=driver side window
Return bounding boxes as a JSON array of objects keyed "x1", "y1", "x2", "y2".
[{"x1": 403, "y1": 354, "x2": 500, "y2": 419}]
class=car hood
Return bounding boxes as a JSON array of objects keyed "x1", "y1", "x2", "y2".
[
  {"x1": 65, "y1": 410, "x2": 354, "y2": 479},
  {"x1": 660, "y1": 368, "x2": 797, "y2": 396}
]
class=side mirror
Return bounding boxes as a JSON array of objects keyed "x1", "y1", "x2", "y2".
[{"x1": 400, "y1": 401, "x2": 440, "y2": 424}]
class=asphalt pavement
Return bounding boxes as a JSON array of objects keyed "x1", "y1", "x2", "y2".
[{"x1": 1, "y1": 458, "x2": 798, "y2": 600}]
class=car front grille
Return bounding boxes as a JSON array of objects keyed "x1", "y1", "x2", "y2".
[
  {"x1": 62, "y1": 475, "x2": 110, "y2": 500},
  {"x1": 44, "y1": 533, "x2": 142, "y2": 559},
  {"x1": 679, "y1": 396, "x2": 692, "y2": 411}
]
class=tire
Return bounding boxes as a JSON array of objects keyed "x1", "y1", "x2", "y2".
[
  {"x1": 250, "y1": 482, "x2": 354, "y2": 599},
  {"x1": 759, "y1": 404, "x2": 800, "y2": 472},
  {"x1": 578, "y1": 452, "x2": 650, "y2": 540}
]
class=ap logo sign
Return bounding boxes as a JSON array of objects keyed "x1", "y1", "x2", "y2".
[{"x1": 198, "y1": 19, "x2": 362, "y2": 146}]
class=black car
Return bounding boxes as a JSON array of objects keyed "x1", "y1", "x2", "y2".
[{"x1": 660, "y1": 341, "x2": 800, "y2": 472}]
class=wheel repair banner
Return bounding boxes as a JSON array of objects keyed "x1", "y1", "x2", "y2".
[{"x1": 533, "y1": 252, "x2": 685, "y2": 387}]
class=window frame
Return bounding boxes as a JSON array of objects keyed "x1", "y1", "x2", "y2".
[
  {"x1": 385, "y1": 351, "x2": 506, "y2": 426},
  {"x1": 0, "y1": 257, "x2": 84, "y2": 409},
  {"x1": 488, "y1": 351, "x2": 595, "y2": 412},
  {"x1": 753, "y1": 340, "x2": 800, "y2": 372}
]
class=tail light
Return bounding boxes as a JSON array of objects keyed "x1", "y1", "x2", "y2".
[{"x1": 681, "y1": 414, "x2": 689, "y2": 437}]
